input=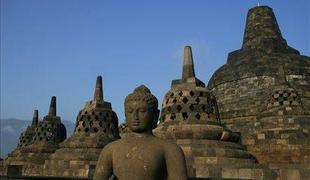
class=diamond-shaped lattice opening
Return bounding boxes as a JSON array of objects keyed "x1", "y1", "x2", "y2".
[
  {"x1": 189, "y1": 104, "x2": 194, "y2": 111},
  {"x1": 94, "y1": 127, "x2": 98, "y2": 132},
  {"x1": 199, "y1": 92, "x2": 203, "y2": 96},
  {"x1": 99, "y1": 121, "x2": 103, "y2": 127},
  {"x1": 202, "y1": 105, "x2": 206, "y2": 111},
  {"x1": 195, "y1": 113, "x2": 201, "y2": 120},
  {"x1": 177, "y1": 105, "x2": 182, "y2": 112},
  {"x1": 195, "y1": 97, "x2": 200, "y2": 104},
  {"x1": 89, "y1": 122, "x2": 94, "y2": 127},
  {"x1": 103, "y1": 129, "x2": 107, "y2": 133},
  {"x1": 92, "y1": 111, "x2": 95, "y2": 115},
  {"x1": 170, "y1": 114, "x2": 176, "y2": 120},
  {"x1": 182, "y1": 97, "x2": 188, "y2": 104},
  {"x1": 167, "y1": 106, "x2": 172, "y2": 112},
  {"x1": 190, "y1": 91, "x2": 194, "y2": 97},
  {"x1": 82, "y1": 122, "x2": 86, "y2": 127},
  {"x1": 170, "y1": 93, "x2": 174, "y2": 97},
  {"x1": 179, "y1": 91, "x2": 183, "y2": 96},
  {"x1": 166, "y1": 99, "x2": 169, "y2": 105},
  {"x1": 85, "y1": 128, "x2": 89, "y2": 132},
  {"x1": 182, "y1": 112, "x2": 188, "y2": 120},
  {"x1": 172, "y1": 98, "x2": 177, "y2": 104}
]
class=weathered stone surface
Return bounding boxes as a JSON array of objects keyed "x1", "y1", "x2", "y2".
[
  {"x1": 154, "y1": 46, "x2": 276, "y2": 179},
  {"x1": 43, "y1": 76, "x2": 119, "y2": 178},
  {"x1": 208, "y1": 5, "x2": 310, "y2": 180},
  {"x1": 1, "y1": 97, "x2": 67, "y2": 177},
  {"x1": 1, "y1": 5, "x2": 308, "y2": 180},
  {"x1": 94, "y1": 85, "x2": 187, "y2": 180}
]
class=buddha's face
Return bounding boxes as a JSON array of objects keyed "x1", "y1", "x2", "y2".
[{"x1": 125, "y1": 100, "x2": 159, "y2": 133}]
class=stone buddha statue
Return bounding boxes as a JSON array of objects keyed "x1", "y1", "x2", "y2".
[{"x1": 93, "y1": 85, "x2": 187, "y2": 180}]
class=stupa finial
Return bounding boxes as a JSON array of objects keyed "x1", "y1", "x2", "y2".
[
  {"x1": 94, "y1": 76, "x2": 104, "y2": 101},
  {"x1": 182, "y1": 46, "x2": 195, "y2": 80},
  {"x1": 32, "y1": 110, "x2": 39, "y2": 126},
  {"x1": 48, "y1": 96, "x2": 57, "y2": 116}
]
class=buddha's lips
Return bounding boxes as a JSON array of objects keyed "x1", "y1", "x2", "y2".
[{"x1": 131, "y1": 121, "x2": 140, "y2": 126}]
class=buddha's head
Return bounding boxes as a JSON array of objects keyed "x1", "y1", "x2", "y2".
[{"x1": 125, "y1": 85, "x2": 159, "y2": 133}]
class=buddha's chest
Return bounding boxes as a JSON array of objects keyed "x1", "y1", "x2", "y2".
[{"x1": 112, "y1": 142, "x2": 166, "y2": 178}]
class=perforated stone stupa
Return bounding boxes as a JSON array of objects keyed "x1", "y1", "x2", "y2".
[
  {"x1": 208, "y1": 6, "x2": 310, "y2": 179},
  {"x1": 44, "y1": 76, "x2": 120, "y2": 179},
  {"x1": 154, "y1": 46, "x2": 276, "y2": 179},
  {"x1": 0, "y1": 110, "x2": 39, "y2": 177},
  {"x1": 18, "y1": 110, "x2": 39, "y2": 149},
  {"x1": 2, "y1": 96, "x2": 67, "y2": 177}
]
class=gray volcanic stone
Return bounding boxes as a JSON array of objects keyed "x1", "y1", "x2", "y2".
[
  {"x1": 43, "y1": 76, "x2": 120, "y2": 179},
  {"x1": 155, "y1": 46, "x2": 276, "y2": 179},
  {"x1": 1, "y1": 97, "x2": 67, "y2": 177},
  {"x1": 94, "y1": 85, "x2": 188, "y2": 180},
  {"x1": 208, "y1": 5, "x2": 310, "y2": 179}
]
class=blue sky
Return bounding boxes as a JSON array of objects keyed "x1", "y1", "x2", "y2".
[{"x1": 1, "y1": 0, "x2": 309, "y2": 123}]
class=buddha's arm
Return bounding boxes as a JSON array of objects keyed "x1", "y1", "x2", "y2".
[
  {"x1": 165, "y1": 144, "x2": 188, "y2": 180},
  {"x1": 93, "y1": 144, "x2": 113, "y2": 180}
]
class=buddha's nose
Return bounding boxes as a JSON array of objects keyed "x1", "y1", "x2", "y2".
[{"x1": 133, "y1": 111, "x2": 139, "y2": 120}]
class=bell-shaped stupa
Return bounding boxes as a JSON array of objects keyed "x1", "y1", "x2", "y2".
[
  {"x1": 155, "y1": 46, "x2": 275, "y2": 179},
  {"x1": 44, "y1": 76, "x2": 119, "y2": 179},
  {"x1": 17, "y1": 110, "x2": 39, "y2": 148},
  {"x1": 28, "y1": 96, "x2": 67, "y2": 153},
  {"x1": 2, "y1": 97, "x2": 67, "y2": 177}
]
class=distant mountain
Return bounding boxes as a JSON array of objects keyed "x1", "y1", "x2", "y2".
[{"x1": 0, "y1": 118, "x2": 75, "y2": 158}]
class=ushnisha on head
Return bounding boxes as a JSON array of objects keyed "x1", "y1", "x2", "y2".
[{"x1": 124, "y1": 85, "x2": 159, "y2": 133}]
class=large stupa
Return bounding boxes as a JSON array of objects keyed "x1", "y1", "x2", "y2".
[
  {"x1": 154, "y1": 46, "x2": 276, "y2": 179},
  {"x1": 208, "y1": 6, "x2": 310, "y2": 179}
]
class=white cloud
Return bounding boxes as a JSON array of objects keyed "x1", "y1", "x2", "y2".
[{"x1": 1, "y1": 125, "x2": 17, "y2": 135}]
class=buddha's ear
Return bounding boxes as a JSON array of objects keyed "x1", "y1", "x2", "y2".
[
  {"x1": 155, "y1": 109, "x2": 160, "y2": 117},
  {"x1": 152, "y1": 109, "x2": 160, "y2": 129}
]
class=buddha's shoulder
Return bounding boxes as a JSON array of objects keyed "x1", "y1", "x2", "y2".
[{"x1": 102, "y1": 139, "x2": 124, "y2": 151}]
